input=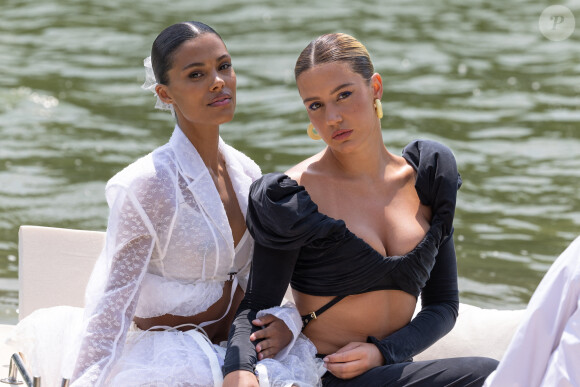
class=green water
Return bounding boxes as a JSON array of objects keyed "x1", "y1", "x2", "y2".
[{"x1": 0, "y1": 0, "x2": 579, "y2": 323}]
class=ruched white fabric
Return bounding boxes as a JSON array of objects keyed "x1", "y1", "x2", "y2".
[
  {"x1": 8, "y1": 125, "x2": 319, "y2": 386},
  {"x1": 10, "y1": 306, "x2": 323, "y2": 387}
]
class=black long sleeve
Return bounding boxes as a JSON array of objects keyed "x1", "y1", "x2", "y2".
[
  {"x1": 368, "y1": 232, "x2": 459, "y2": 364},
  {"x1": 223, "y1": 242, "x2": 300, "y2": 375}
]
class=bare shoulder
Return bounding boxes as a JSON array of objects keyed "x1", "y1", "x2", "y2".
[
  {"x1": 284, "y1": 151, "x2": 324, "y2": 184},
  {"x1": 385, "y1": 152, "x2": 417, "y2": 185},
  {"x1": 398, "y1": 155, "x2": 418, "y2": 182}
]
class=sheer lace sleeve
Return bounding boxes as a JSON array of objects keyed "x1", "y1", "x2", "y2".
[{"x1": 71, "y1": 184, "x2": 158, "y2": 386}]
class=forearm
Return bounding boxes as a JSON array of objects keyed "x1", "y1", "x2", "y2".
[
  {"x1": 223, "y1": 243, "x2": 298, "y2": 375},
  {"x1": 72, "y1": 297, "x2": 138, "y2": 385},
  {"x1": 369, "y1": 234, "x2": 459, "y2": 364},
  {"x1": 224, "y1": 306, "x2": 260, "y2": 374},
  {"x1": 72, "y1": 222, "x2": 154, "y2": 384},
  {"x1": 368, "y1": 301, "x2": 457, "y2": 364}
]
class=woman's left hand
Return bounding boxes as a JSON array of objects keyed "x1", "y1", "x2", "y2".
[
  {"x1": 250, "y1": 314, "x2": 293, "y2": 360},
  {"x1": 323, "y1": 342, "x2": 385, "y2": 379}
]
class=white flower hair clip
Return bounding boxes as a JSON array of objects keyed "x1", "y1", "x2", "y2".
[{"x1": 142, "y1": 56, "x2": 173, "y2": 112}]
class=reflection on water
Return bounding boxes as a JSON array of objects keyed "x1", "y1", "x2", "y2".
[{"x1": 0, "y1": 0, "x2": 579, "y2": 323}]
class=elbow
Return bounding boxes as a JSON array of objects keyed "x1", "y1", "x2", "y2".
[
  {"x1": 443, "y1": 297, "x2": 459, "y2": 329},
  {"x1": 443, "y1": 299, "x2": 459, "y2": 334},
  {"x1": 424, "y1": 298, "x2": 459, "y2": 334},
  {"x1": 449, "y1": 298, "x2": 459, "y2": 321}
]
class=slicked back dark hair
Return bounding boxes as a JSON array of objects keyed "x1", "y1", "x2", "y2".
[{"x1": 151, "y1": 21, "x2": 222, "y2": 85}]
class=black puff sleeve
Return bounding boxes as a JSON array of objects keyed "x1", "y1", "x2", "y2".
[
  {"x1": 246, "y1": 173, "x2": 345, "y2": 249},
  {"x1": 402, "y1": 139, "x2": 462, "y2": 239}
]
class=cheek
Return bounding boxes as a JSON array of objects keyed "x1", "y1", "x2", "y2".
[
  {"x1": 350, "y1": 95, "x2": 371, "y2": 114},
  {"x1": 307, "y1": 110, "x2": 322, "y2": 126},
  {"x1": 173, "y1": 86, "x2": 205, "y2": 112},
  {"x1": 228, "y1": 72, "x2": 237, "y2": 88}
]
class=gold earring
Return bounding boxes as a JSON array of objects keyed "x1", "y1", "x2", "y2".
[
  {"x1": 374, "y1": 99, "x2": 383, "y2": 119},
  {"x1": 307, "y1": 123, "x2": 322, "y2": 140}
]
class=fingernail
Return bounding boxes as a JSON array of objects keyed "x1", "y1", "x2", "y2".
[
  {"x1": 258, "y1": 353, "x2": 263, "y2": 360},
  {"x1": 323, "y1": 357, "x2": 329, "y2": 362},
  {"x1": 256, "y1": 345, "x2": 260, "y2": 352}
]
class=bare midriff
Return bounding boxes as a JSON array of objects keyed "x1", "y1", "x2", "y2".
[
  {"x1": 294, "y1": 288, "x2": 417, "y2": 355},
  {"x1": 133, "y1": 279, "x2": 245, "y2": 344}
]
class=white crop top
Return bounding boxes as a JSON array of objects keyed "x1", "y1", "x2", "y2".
[{"x1": 71, "y1": 125, "x2": 261, "y2": 385}]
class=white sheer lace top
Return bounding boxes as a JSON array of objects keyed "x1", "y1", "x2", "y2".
[{"x1": 70, "y1": 125, "x2": 261, "y2": 386}]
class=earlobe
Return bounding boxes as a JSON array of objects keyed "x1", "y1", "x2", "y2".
[
  {"x1": 155, "y1": 84, "x2": 173, "y2": 105},
  {"x1": 371, "y1": 73, "x2": 383, "y2": 99}
]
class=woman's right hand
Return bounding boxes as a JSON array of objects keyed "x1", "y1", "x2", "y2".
[
  {"x1": 323, "y1": 341, "x2": 385, "y2": 379},
  {"x1": 222, "y1": 370, "x2": 259, "y2": 387}
]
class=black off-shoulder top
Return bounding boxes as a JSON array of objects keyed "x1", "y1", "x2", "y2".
[{"x1": 224, "y1": 140, "x2": 462, "y2": 375}]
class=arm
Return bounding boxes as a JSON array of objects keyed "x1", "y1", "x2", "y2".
[
  {"x1": 223, "y1": 242, "x2": 299, "y2": 377},
  {"x1": 368, "y1": 232, "x2": 459, "y2": 364},
  {"x1": 71, "y1": 186, "x2": 157, "y2": 386}
]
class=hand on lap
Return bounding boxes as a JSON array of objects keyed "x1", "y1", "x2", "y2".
[{"x1": 323, "y1": 342, "x2": 385, "y2": 379}]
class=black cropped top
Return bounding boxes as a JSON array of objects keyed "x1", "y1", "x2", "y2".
[{"x1": 224, "y1": 140, "x2": 462, "y2": 376}]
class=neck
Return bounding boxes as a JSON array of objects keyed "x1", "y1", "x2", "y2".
[
  {"x1": 178, "y1": 120, "x2": 221, "y2": 172},
  {"x1": 325, "y1": 130, "x2": 391, "y2": 180}
]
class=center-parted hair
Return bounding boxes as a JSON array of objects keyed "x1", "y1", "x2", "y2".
[
  {"x1": 151, "y1": 21, "x2": 223, "y2": 86},
  {"x1": 294, "y1": 33, "x2": 374, "y2": 82}
]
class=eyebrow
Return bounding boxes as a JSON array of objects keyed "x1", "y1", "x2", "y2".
[
  {"x1": 302, "y1": 82, "x2": 354, "y2": 103},
  {"x1": 181, "y1": 54, "x2": 231, "y2": 71}
]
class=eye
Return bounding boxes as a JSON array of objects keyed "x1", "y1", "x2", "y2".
[
  {"x1": 219, "y1": 62, "x2": 232, "y2": 71},
  {"x1": 308, "y1": 102, "x2": 322, "y2": 111},
  {"x1": 338, "y1": 91, "x2": 352, "y2": 100},
  {"x1": 188, "y1": 71, "x2": 203, "y2": 79}
]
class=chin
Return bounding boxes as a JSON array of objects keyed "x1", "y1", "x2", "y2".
[
  {"x1": 216, "y1": 111, "x2": 235, "y2": 125},
  {"x1": 330, "y1": 142, "x2": 358, "y2": 154}
]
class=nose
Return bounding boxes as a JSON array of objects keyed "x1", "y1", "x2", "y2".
[
  {"x1": 325, "y1": 104, "x2": 342, "y2": 126},
  {"x1": 210, "y1": 71, "x2": 225, "y2": 91}
]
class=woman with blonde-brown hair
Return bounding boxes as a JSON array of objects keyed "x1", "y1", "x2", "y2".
[{"x1": 223, "y1": 33, "x2": 498, "y2": 386}]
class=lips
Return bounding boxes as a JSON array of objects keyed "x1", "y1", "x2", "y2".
[
  {"x1": 332, "y1": 129, "x2": 353, "y2": 140},
  {"x1": 208, "y1": 93, "x2": 232, "y2": 107}
]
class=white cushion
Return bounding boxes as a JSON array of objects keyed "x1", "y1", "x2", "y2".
[
  {"x1": 17, "y1": 226, "x2": 104, "y2": 320},
  {"x1": 415, "y1": 303, "x2": 526, "y2": 361}
]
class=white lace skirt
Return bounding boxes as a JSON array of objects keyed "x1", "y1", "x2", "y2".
[{"x1": 7, "y1": 306, "x2": 324, "y2": 387}]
